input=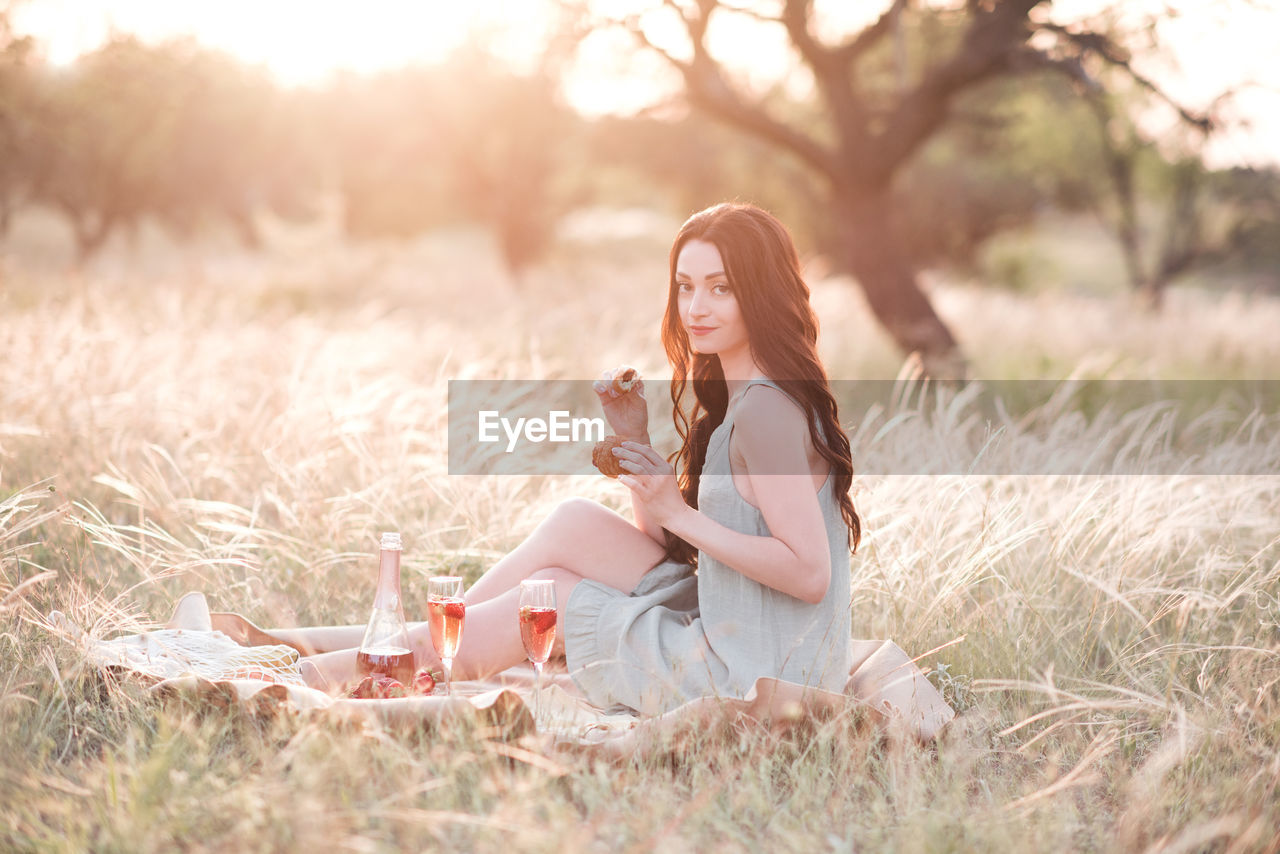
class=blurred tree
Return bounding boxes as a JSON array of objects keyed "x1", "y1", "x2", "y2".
[
  {"x1": 11, "y1": 36, "x2": 317, "y2": 260},
  {"x1": 1080, "y1": 91, "x2": 1208, "y2": 310},
  {"x1": 980, "y1": 58, "x2": 1262, "y2": 307},
  {"x1": 323, "y1": 50, "x2": 577, "y2": 277},
  {"x1": 1216, "y1": 168, "x2": 1280, "y2": 294},
  {"x1": 0, "y1": 7, "x2": 33, "y2": 237},
  {"x1": 433, "y1": 49, "x2": 578, "y2": 277},
  {"x1": 323, "y1": 68, "x2": 457, "y2": 240},
  {"x1": 580, "y1": 111, "x2": 828, "y2": 253},
  {"x1": 569, "y1": 0, "x2": 1215, "y2": 377},
  {"x1": 146, "y1": 43, "x2": 320, "y2": 248},
  {"x1": 23, "y1": 36, "x2": 163, "y2": 259},
  {"x1": 890, "y1": 99, "x2": 1045, "y2": 273}
]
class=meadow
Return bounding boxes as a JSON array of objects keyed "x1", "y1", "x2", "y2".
[{"x1": 2, "y1": 210, "x2": 1278, "y2": 852}]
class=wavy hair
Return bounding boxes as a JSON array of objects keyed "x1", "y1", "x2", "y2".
[{"x1": 659, "y1": 202, "x2": 860, "y2": 566}]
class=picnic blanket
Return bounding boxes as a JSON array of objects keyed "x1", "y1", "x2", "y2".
[{"x1": 48, "y1": 592, "x2": 955, "y2": 749}]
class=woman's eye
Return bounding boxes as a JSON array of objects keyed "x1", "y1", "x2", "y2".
[
  {"x1": 713, "y1": 283, "x2": 731, "y2": 295},
  {"x1": 677, "y1": 282, "x2": 692, "y2": 292}
]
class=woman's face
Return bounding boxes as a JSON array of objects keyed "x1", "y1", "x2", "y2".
[{"x1": 675, "y1": 239, "x2": 749, "y2": 359}]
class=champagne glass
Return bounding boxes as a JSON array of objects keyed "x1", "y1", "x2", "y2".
[
  {"x1": 518, "y1": 579, "x2": 557, "y2": 726},
  {"x1": 427, "y1": 576, "x2": 465, "y2": 696}
]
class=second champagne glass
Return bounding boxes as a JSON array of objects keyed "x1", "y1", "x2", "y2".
[
  {"x1": 518, "y1": 579, "x2": 557, "y2": 726},
  {"x1": 427, "y1": 576, "x2": 465, "y2": 696}
]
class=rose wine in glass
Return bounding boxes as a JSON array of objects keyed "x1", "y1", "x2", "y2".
[
  {"x1": 518, "y1": 579, "x2": 557, "y2": 726},
  {"x1": 427, "y1": 576, "x2": 465, "y2": 695}
]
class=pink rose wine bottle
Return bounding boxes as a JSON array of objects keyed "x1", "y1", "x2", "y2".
[{"x1": 355, "y1": 532, "x2": 415, "y2": 685}]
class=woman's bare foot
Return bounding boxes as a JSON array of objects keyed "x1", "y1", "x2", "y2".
[{"x1": 210, "y1": 611, "x2": 313, "y2": 656}]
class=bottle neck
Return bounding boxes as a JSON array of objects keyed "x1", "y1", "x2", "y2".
[{"x1": 373, "y1": 546, "x2": 402, "y2": 612}]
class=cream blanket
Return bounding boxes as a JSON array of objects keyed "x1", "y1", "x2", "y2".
[{"x1": 49, "y1": 592, "x2": 955, "y2": 748}]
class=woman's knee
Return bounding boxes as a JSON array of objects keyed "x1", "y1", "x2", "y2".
[
  {"x1": 546, "y1": 497, "x2": 609, "y2": 528},
  {"x1": 534, "y1": 498, "x2": 616, "y2": 553}
]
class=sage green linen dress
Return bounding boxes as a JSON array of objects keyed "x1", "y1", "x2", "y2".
[{"x1": 564, "y1": 378, "x2": 853, "y2": 715}]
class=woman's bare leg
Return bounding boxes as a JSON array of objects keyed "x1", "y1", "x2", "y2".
[
  {"x1": 210, "y1": 613, "x2": 428, "y2": 656},
  {"x1": 465, "y1": 498, "x2": 665, "y2": 605},
  {"x1": 237, "y1": 499, "x2": 661, "y2": 659}
]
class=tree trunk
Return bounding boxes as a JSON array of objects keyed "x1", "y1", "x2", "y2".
[
  {"x1": 72, "y1": 210, "x2": 114, "y2": 264},
  {"x1": 1134, "y1": 279, "x2": 1165, "y2": 312},
  {"x1": 834, "y1": 189, "x2": 966, "y2": 379},
  {"x1": 228, "y1": 206, "x2": 263, "y2": 250}
]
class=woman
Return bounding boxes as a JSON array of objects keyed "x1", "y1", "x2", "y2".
[{"x1": 269, "y1": 203, "x2": 861, "y2": 715}]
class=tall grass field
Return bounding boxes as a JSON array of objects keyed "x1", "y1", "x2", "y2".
[{"x1": 2, "y1": 214, "x2": 1278, "y2": 852}]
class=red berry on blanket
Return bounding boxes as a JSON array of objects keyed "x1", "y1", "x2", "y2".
[
  {"x1": 412, "y1": 668, "x2": 436, "y2": 694},
  {"x1": 349, "y1": 675, "x2": 376, "y2": 699},
  {"x1": 372, "y1": 675, "x2": 407, "y2": 698}
]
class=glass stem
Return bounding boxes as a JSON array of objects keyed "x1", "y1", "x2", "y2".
[
  {"x1": 533, "y1": 662, "x2": 543, "y2": 728},
  {"x1": 443, "y1": 659, "x2": 453, "y2": 696}
]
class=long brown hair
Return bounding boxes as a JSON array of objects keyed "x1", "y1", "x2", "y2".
[{"x1": 659, "y1": 202, "x2": 860, "y2": 566}]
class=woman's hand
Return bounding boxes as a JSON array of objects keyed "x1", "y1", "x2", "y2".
[
  {"x1": 593, "y1": 366, "x2": 649, "y2": 443},
  {"x1": 614, "y1": 441, "x2": 687, "y2": 529}
]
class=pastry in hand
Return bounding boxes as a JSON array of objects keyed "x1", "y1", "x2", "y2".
[
  {"x1": 592, "y1": 435, "x2": 626, "y2": 478},
  {"x1": 610, "y1": 367, "x2": 639, "y2": 396}
]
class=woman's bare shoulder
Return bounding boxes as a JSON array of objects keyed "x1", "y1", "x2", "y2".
[
  {"x1": 736, "y1": 383, "x2": 806, "y2": 430},
  {"x1": 732, "y1": 384, "x2": 810, "y2": 471}
]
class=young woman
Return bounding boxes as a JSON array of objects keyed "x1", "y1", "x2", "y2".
[{"x1": 257, "y1": 203, "x2": 861, "y2": 715}]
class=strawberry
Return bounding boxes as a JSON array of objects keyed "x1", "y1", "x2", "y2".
[
  {"x1": 412, "y1": 668, "x2": 436, "y2": 694},
  {"x1": 444, "y1": 600, "x2": 465, "y2": 621},
  {"x1": 530, "y1": 608, "x2": 556, "y2": 634},
  {"x1": 372, "y1": 675, "x2": 407, "y2": 698},
  {"x1": 349, "y1": 675, "x2": 376, "y2": 699}
]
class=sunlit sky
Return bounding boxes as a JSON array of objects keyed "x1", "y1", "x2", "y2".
[{"x1": 11, "y1": 0, "x2": 1279, "y2": 167}]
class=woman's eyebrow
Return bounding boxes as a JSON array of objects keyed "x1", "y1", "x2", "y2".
[{"x1": 675, "y1": 270, "x2": 727, "y2": 280}]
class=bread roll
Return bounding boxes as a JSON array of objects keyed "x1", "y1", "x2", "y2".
[{"x1": 592, "y1": 435, "x2": 626, "y2": 478}]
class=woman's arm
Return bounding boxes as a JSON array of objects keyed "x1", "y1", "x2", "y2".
[
  {"x1": 617, "y1": 386, "x2": 833, "y2": 603},
  {"x1": 624, "y1": 432, "x2": 671, "y2": 547}
]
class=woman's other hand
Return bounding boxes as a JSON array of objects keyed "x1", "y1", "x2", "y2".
[
  {"x1": 593, "y1": 366, "x2": 650, "y2": 443},
  {"x1": 615, "y1": 441, "x2": 687, "y2": 528}
]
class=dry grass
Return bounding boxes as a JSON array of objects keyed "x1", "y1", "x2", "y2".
[{"x1": 1, "y1": 216, "x2": 1278, "y2": 852}]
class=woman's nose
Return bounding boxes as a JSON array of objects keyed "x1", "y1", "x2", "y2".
[{"x1": 687, "y1": 289, "x2": 709, "y2": 317}]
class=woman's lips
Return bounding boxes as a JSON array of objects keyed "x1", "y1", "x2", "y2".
[{"x1": 689, "y1": 326, "x2": 716, "y2": 336}]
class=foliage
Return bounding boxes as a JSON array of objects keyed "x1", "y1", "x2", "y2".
[
  {"x1": 2, "y1": 36, "x2": 318, "y2": 259},
  {"x1": 317, "y1": 51, "x2": 580, "y2": 276},
  {"x1": 0, "y1": 4, "x2": 1276, "y2": 294}
]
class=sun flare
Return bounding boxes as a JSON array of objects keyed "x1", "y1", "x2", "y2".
[{"x1": 12, "y1": 0, "x2": 552, "y2": 84}]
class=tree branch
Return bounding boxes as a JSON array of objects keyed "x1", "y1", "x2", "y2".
[
  {"x1": 618, "y1": 0, "x2": 840, "y2": 181},
  {"x1": 779, "y1": 0, "x2": 867, "y2": 157},
  {"x1": 716, "y1": 1, "x2": 783, "y2": 25},
  {"x1": 833, "y1": 0, "x2": 909, "y2": 67},
  {"x1": 1036, "y1": 22, "x2": 1212, "y2": 132},
  {"x1": 868, "y1": 0, "x2": 1045, "y2": 180},
  {"x1": 1007, "y1": 46, "x2": 1102, "y2": 93}
]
